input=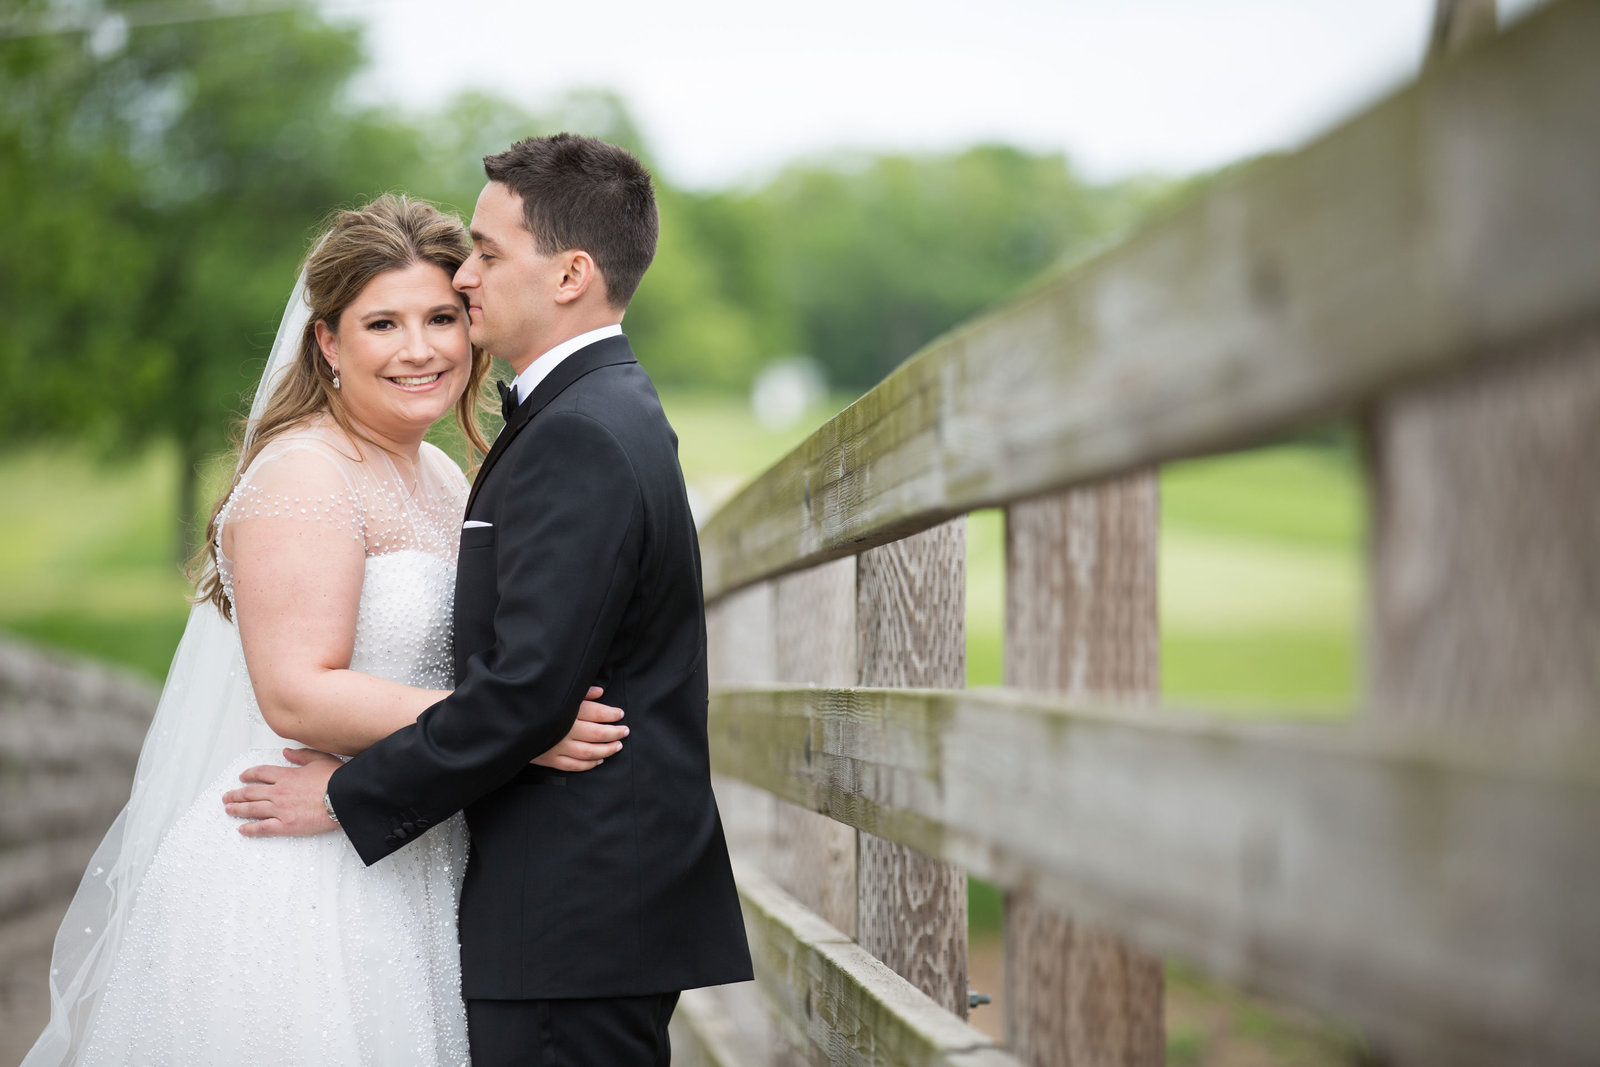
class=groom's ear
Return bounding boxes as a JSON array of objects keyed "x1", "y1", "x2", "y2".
[{"x1": 553, "y1": 250, "x2": 603, "y2": 306}]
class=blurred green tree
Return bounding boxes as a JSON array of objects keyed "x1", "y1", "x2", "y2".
[
  {"x1": 741, "y1": 145, "x2": 1177, "y2": 388},
  {"x1": 621, "y1": 184, "x2": 788, "y2": 390},
  {"x1": 406, "y1": 88, "x2": 654, "y2": 217},
  {"x1": 0, "y1": 0, "x2": 423, "y2": 559},
  {"x1": 1, "y1": 0, "x2": 1185, "y2": 563}
]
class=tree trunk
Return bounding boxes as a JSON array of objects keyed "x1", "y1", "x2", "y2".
[{"x1": 176, "y1": 435, "x2": 203, "y2": 570}]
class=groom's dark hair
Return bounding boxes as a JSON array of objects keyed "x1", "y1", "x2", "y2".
[{"x1": 482, "y1": 133, "x2": 658, "y2": 309}]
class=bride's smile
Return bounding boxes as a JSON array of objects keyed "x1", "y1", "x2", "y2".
[{"x1": 388, "y1": 371, "x2": 442, "y2": 388}]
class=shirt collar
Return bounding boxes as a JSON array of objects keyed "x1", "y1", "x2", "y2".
[{"x1": 512, "y1": 324, "x2": 624, "y2": 404}]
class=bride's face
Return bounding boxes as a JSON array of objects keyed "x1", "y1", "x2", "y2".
[{"x1": 315, "y1": 261, "x2": 471, "y2": 444}]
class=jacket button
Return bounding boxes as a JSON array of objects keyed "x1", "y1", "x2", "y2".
[{"x1": 393, "y1": 827, "x2": 409, "y2": 841}]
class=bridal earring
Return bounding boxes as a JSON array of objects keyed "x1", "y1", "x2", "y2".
[{"x1": 332, "y1": 364, "x2": 341, "y2": 390}]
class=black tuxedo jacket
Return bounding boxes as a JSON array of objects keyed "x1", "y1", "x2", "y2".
[{"x1": 328, "y1": 334, "x2": 752, "y2": 1000}]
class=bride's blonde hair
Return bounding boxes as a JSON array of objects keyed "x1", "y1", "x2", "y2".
[{"x1": 193, "y1": 194, "x2": 493, "y2": 618}]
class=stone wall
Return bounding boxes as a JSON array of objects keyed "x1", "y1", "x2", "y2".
[{"x1": 0, "y1": 638, "x2": 155, "y2": 1063}]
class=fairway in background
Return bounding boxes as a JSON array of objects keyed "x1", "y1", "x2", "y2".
[
  {"x1": 0, "y1": 446, "x2": 192, "y2": 677},
  {"x1": 1159, "y1": 440, "x2": 1363, "y2": 715},
  {"x1": 966, "y1": 438, "x2": 1363, "y2": 716}
]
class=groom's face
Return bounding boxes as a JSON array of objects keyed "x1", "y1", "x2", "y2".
[{"x1": 455, "y1": 181, "x2": 564, "y2": 373}]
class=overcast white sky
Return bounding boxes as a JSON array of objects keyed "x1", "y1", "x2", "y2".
[{"x1": 332, "y1": 0, "x2": 1547, "y2": 190}]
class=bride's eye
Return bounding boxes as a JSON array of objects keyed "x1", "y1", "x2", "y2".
[
  {"x1": 431, "y1": 313, "x2": 459, "y2": 326},
  {"x1": 367, "y1": 318, "x2": 396, "y2": 331}
]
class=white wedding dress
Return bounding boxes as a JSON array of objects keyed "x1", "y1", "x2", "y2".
[{"x1": 73, "y1": 421, "x2": 472, "y2": 1065}]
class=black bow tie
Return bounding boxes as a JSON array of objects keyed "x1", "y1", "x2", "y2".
[{"x1": 497, "y1": 379, "x2": 519, "y2": 421}]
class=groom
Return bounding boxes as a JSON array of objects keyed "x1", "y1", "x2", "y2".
[{"x1": 226, "y1": 134, "x2": 752, "y2": 1064}]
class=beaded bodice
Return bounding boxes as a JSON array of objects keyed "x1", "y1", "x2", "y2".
[{"x1": 213, "y1": 419, "x2": 469, "y2": 737}]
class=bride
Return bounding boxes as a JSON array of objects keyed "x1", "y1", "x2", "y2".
[{"x1": 24, "y1": 195, "x2": 628, "y2": 1065}]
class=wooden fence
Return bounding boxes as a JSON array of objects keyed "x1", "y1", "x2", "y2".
[{"x1": 671, "y1": 3, "x2": 1600, "y2": 1064}]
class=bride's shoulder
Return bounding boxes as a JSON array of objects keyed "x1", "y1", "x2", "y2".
[
  {"x1": 419, "y1": 440, "x2": 470, "y2": 492},
  {"x1": 245, "y1": 418, "x2": 361, "y2": 476},
  {"x1": 224, "y1": 419, "x2": 365, "y2": 520}
]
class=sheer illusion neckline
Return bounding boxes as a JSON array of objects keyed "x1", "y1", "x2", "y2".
[
  {"x1": 303, "y1": 417, "x2": 424, "y2": 495},
  {"x1": 213, "y1": 417, "x2": 470, "y2": 610}
]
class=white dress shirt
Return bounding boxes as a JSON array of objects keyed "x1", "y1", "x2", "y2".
[{"x1": 510, "y1": 324, "x2": 624, "y2": 407}]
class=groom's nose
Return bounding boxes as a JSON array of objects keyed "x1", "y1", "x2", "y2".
[{"x1": 454, "y1": 261, "x2": 476, "y2": 292}]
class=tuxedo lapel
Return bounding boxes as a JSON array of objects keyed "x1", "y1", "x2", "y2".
[{"x1": 466, "y1": 335, "x2": 637, "y2": 514}]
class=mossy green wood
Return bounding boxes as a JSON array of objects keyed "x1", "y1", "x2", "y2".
[
  {"x1": 708, "y1": 684, "x2": 1600, "y2": 1067},
  {"x1": 736, "y1": 863, "x2": 1022, "y2": 1067},
  {"x1": 669, "y1": 988, "x2": 754, "y2": 1067}
]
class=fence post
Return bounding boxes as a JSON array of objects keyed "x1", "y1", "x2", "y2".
[
  {"x1": 855, "y1": 519, "x2": 969, "y2": 1017},
  {"x1": 1368, "y1": 321, "x2": 1600, "y2": 737},
  {"x1": 1424, "y1": 0, "x2": 1496, "y2": 60},
  {"x1": 706, "y1": 582, "x2": 779, "y2": 865},
  {"x1": 1369, "y1": 0, "x2": 1599, "y2": 740},
  {"x1": 1003, "y1": 475, "x2": 1163, "y2": 1066},
  {"x1": 701, "y1": 583, "x2": 780, "y2": 1060},
  {"x1": 770, "y1": 559, "x2": 859, "y2": 934}
]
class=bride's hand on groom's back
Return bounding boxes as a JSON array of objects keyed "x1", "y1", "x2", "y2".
[{"x1": 530, "y1": 685, "x2": 627, "y2": 772}]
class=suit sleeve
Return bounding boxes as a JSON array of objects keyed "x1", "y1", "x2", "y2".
[{"x1": 328, "y1": 410, "x2": 643, "y2": 866}]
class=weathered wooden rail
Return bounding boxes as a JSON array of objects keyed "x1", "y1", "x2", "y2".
[{"x1": 673, "y1": 3, "x2": 1600, "y2": 1064}]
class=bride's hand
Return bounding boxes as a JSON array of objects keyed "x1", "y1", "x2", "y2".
[
  {"x1": 530, "y1": 685, "x2": 627, "y2": 772},
  {"x1": 223, "y1": 748, "x2": 343, "y2": 836}
]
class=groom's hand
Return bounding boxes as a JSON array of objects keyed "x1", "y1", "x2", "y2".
[
  {"x1": 531, "y1": 685, "x2": 628, "y2": 772},
  {"x1": 222, "y1": 748, "x2": 342, "y2": 837}
]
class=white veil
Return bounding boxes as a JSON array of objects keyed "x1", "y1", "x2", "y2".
[{"x1": 22, "y1": 268, "x2": 315, "y2": 1065}]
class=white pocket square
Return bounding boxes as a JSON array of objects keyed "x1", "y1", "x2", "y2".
[{"x1": 463, "y1": 520, "x2": 493, "y2": 529}]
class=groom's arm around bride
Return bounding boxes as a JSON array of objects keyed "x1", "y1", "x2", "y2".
[{"x1": 231, "y1": 134, "x2": 752, "y2": 1066}]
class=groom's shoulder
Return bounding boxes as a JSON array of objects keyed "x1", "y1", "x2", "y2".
[{"x1": 552, "y1": 360, "x2": 668, "y2": 429}]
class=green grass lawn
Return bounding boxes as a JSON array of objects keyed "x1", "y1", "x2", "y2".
[
  {"x1": 967, "y1": 444, "x2": 1362, "y2": 714},
  {"x1": 0, "y1": 446, "x2": 195, "y2": 675},
  {"x1": 1158, "y1": 442, "x2": 1363, "y2": 715}
]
